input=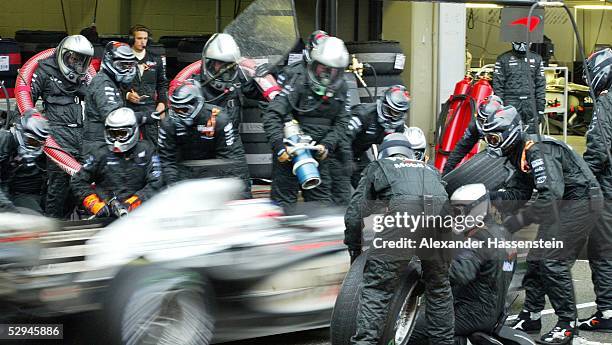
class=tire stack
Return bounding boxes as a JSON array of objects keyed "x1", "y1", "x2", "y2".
[
  {"x1": 240, "y1": 98, "x2": 272, "y2": 181},
  {"x1": 15, "y1": 30, "x2": 67, "y2": 63},
  {"x1": 176, "y1": 35, "x2": 213, "y2": 75},
  {"x1": 0, "y1": 38, "x2": 21, "y2": 98},
  {"x1": 159, "y1": 35, "x2": 208, "y2": 79},
  {"x1": 344, "y1": 41, "x2": 406, "y2": 106}
]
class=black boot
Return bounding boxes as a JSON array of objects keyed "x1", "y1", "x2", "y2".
[
  {"x1": 536, "y1": 320, "x2": 575, "y2": 345},
  {"x1": 578, "y1": 311, "x2": 612, "y2": 333},
  {"x1": 509, "y1": 310, "x2": 542, "y2": 334}
]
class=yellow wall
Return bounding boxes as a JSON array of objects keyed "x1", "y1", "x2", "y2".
[
  {"x1": 382, "y1": 1, "x2": 412, "y2": 85},
  {"x1": 0, "y1": 0, "x2": 125, "y2": 38},
  {"x1": 0, "y1": 0, "x2": 366, "y2": 41}
]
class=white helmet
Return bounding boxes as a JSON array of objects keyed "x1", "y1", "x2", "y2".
[
  {"x1": 450, "y1": 183, "x2": 489, "y2": 235},
  {"x1": 56, "y1": 35, "x2": 94, "y2": 83},
  {"x1": 105, "y1": 108, "x2": 139, "y2": 153},
  {"x1": 403, "y1": 127, "x2": 427, "y2": 161},
  {"x1": 307, "y1": 36, "x2": 349, "y2": 96},
  {"x1": 202, "y1": 33, "x2": 241, "y2": 91}
]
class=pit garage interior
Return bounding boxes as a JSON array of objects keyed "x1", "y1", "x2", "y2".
[{"x1": 0, "y1": 1, "x2": 611, "y2": 345}]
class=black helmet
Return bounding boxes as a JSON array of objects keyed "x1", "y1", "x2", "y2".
[
  {"x1": 476, "y1": 94, "x2": 504, "y2": 130},
  {"x1": 378, "y1": 133, "x2": 417, "y2": 160},
  {"x1": 303, "y1": 30, "x2": 329, "y2": 63},
  {"x1": 169, "y1": 79, "x2": 205, "y2": 126},
  {"x1": 584, "y1": 48, "x2": 612, "y2": 96},
  {"x1": 14, "y1": 112, "x2": 49, "y2": 158},
  {"x1": 481, "y1": 105, "x2": 523, "y2": 157},
  {"x1": 101, "y1": 41, "x2": 138, "y2": 86},
  {"x1": 377, "y1": 85, "x2": 411, "y2": 129}
]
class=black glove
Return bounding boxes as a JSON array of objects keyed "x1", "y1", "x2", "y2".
[
  {"x1": 348, "y1": 247, "x2": 362, "y2": 265},
  {"x1": 255, "y1": 63, "x2": 277, "y2": 77},
  {"x1": 503, "y1": 213, "x2": 525, "y2": 233},
  {"x1": 95, "y1": 205, "x2": 111, "y2": 218},
  {"x1": 109, "y1": 199, "x2": 129, "y2": 218}
]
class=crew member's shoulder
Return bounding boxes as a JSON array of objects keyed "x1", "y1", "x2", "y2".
[
  {"x1": 497, "y1": 50, "x2": 515, "y2": 60},
  {"x1": 203, "y1": 103, "x2": 230, "y2": 122},
  {"x1": 133, "y1": 140, "x2": 156, "y2": 155}
]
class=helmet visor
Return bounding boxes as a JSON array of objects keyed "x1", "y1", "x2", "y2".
[
  {"x1": 312, "y1": 62, "x2": 342, "y2": 86},
  {"x1": 484, "y1": 133, "x2": 503, "y2": 147},
  {"x1": 382, "y1": 103, "x2": 406, "y2": 122},
  {"x1": 205, "y1": 59, "x2": 238, "y2": 82},
  {"x1": 113, "y1": 60, "x2": 137, "y2": 74},
  {"x1": 63, "y1": 51, "x2": 92, "y2": 74},
  {"x1": 171, "y1": 103, "x2": 196, "y2": 118},
  {"x1": 107, "y1": 127, "x2": 133, "y2": 142},
  {"x1": 23, "y1": 133, "x2": 45, "y2": 150}
]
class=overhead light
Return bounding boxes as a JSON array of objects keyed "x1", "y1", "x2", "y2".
[
  {"x1": 574, "y1": 5, "x2": 612, "y2": 9},
  {"x1": 466, "y1": 3, "x2": 502, "y2": 8}
]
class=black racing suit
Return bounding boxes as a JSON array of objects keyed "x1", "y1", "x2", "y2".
[
  {"x1": 409, "y1": 222, "x2": 513, "y2": 344},
  {"x1": 347, "y1": 102, "x2": 404, "y2": 188},
  {"x1": 31, "y1": 57, "x2": 85, "y2": 218},
  {"x1": 126, "y1": 50, "x2": 168, "y2": 145},
  {"x1": 263, "y1": 62, "x2": 351, "y2": 210},
  {"x1": 491, "y1": 134, "x2": 602, "y2": 321},
  {"x1": 71, "y1": 141, "x2": 161, "y2": 206},
  {"x1": 345, "y1": 156, "x2": 454, "y2": 345},
  {"x1": 582, "y1": 89, "x2": 612, "y2": 312},
  {"x1": 442, "y1": 119, "x2": 481, "y2": 176},
  {"x1": 158, "y1": 104, "x2": 251, "y2": 198},
  {"x1": 83, "y1": 70, "x2": 155, "y2": 150},
  {"x1": 189, "y1": 70, "x2": 264, "y2": 130},
  {"x1": 0, "y1": 129, "x2": 46, "y2": 213},
  {"x1": 277, "y1": 61, "x2": 354, "y2": 206},
  {"x1": 493, "y1": 50, "x2": 546, "y2": 135}
]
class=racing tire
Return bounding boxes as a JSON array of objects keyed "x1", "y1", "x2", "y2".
[
  {"x1": 330, "y1": 253, "x2": 422, "y2": 345},
  {"x1": 345, "y1": 41, "x2": 405, "y2": 76},
  {"x1": 106, "y1": 265, "x2": 215, "y2": 345},
  {"x1": 378, "y1": 263, "x2": 422, "y2": 345},
  {"x1": 442, "y1": 150, "x2": 513, "y2": 196},
  {"x1": 330, "y1": 252, "x2": 367, "y2": 345},
  {"x1": 244, "y1": 142, "x2": 273, "y2": 180},
  {"x1": 239, "y1": 106, "x2": 267, "y2": 143},
  {"x1": 358, "y1": 74, "x2": 405, "y2": 105}
]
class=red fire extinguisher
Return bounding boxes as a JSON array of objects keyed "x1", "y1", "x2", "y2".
[
  {"x1": 460, "y1": 76, "x2": 493, "y2": 164},
  {"x1": 434, "y1": 76, "x2": 473, "y2": 171},
  {"x1": 434, "y1": 75, "x2": 494, "y2": 172}
]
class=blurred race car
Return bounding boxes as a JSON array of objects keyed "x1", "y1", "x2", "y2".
[{"x1": 0, "y1": 178, "x2": 350, "y2": 344}]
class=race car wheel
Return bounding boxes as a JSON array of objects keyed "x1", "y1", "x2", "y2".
[
  {"x1": 379, "y1": 275, "x2": 423, "y2": 345},
  {"x1": 330, "y1": 253, "x2": 422, "y2": 345},
  {"x1": 330, "y1": 252, "x2": 367, "y2": 345},
  {"x1": 107, "y1": 266, "x2": 215, "y2": 345}
]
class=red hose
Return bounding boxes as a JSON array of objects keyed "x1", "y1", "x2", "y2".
[
  {"x1": 169, "y1": 60, "x2": 202, "y2": 97},
  {"x1": 15, "y1": 48, "x2": 97, "y2": 176},
  {"x1": 169, "y1": 58, "x2": 280, "y2": 101}
]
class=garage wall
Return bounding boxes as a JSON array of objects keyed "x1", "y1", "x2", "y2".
[
  {"x1": 382, "y1": 1, "x2": 412, "y2": 85},
  {"x1": 130, "y1": 0, "x2": 252, "y2": 36},
  {"x1": 577, "y1": 9, "x2": 612, "y2": 54},
  {"x1": 0, "y1": 0, "x2": 124, "y2": 38}
]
